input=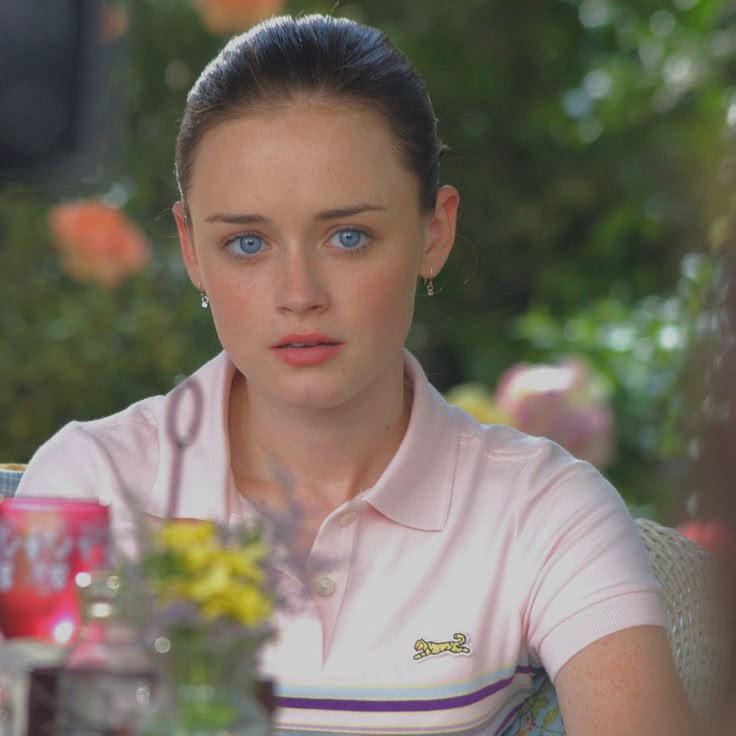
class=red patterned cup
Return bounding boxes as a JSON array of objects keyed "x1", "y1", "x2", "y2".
[{"x1": 0, "y1": 497, "x2": 110, "y2": 643}]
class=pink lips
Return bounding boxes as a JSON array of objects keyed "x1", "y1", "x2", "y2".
[{"x1": 271, "y1": 333, "x2": 343, "y2": 367}]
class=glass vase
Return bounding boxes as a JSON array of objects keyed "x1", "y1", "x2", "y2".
[
  {"x1": 142, "y1": 634, "x2": 271, "y2": 736},
  {"x1": 55, "y1": 573, "x2": 156, "y2": 736}
]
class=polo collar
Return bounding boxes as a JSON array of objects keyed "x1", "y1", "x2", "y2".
[
  {"x1": 360, "y1": 352, "x2": 458, "y2": 532},
  {"x1": 147, "y1": 351, "x2": 459, "y2": 532}
]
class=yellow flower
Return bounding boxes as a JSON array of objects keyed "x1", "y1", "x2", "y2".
[
  {"x1": 190, "y1": 564, "x2": 236, "y2": 601},
  {"x1": 157, "y1": 519, "x2": 217, "y2": 550},
  {"x1": 141, "y1": 517, "x2": 275, "y2": 633},
  {"x1": 445, "y1": 383, "x2": 510, "y2": 425},
  {"x1": 183, "y1": 543, "x2": 266, "y2": 584},
  {"x1": 201, "y1": 584, "x2": 273, "y2": 626},
  {"x1": 181, "y1": 544, "x2": 220, "y2": 571}
]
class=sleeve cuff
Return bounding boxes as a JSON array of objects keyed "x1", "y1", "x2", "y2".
[{"x1": 540, "y1": 590, "x2": 667, "y2": 682}]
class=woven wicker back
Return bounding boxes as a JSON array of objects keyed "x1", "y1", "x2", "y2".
[{"x1": 635, "y1": 517, "x2": 731, "y2": 713}]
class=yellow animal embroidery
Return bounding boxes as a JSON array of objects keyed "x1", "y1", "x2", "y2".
[{"x1": 413, "y1": 632, "x2": 471, "y2": 660}]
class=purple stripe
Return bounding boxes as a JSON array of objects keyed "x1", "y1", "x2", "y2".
[
  {"x1": 493, "y1": 703, "x2": 523, "y2": 736},
  {"x1": 274, "y1": 666, "x2": 539, "y2": 713}
]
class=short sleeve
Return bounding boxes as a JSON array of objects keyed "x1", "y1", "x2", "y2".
[
  {"x1": 514, "y1": 441, "x2": 666, "y2": 681},
  {"x1": 17, "y1": 417, "x2": 161, "y2": 556},
  {"x1": 18, "y1": 422, "x2": 122, "y2": 501}
]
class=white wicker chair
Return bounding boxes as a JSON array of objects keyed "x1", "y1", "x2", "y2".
[
  {"x1": 505, "y1": 519, "x2": 733, "y2": 735},
  {"x1": 635, "y1": 517, "x2": 731, "y2": 713}
]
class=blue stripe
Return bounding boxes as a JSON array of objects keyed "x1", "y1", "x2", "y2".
[
  {"x1": 274, "y1": 666, "x2": 538, "y2": 712},
  {"x1": 275, "y1": 665, "x2": 538, "y2": 701}
]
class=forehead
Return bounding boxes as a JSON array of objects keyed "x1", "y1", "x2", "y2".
[{"x1": 185, "y1": 101, "x2": 420, "y2": 213}]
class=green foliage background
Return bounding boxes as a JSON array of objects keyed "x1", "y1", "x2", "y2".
[{"x1": 2, "y1": 0, "x2": 735, "y2": 520}]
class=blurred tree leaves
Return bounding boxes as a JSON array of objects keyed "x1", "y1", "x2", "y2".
[
  {"x1": 2, "y1": 0, "x2": 735, "y2": 517},
  {"x1": 514, "y1": 252, "x2": 715, "y2": 513}
]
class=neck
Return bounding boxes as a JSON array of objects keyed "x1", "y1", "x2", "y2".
[{"x1": 228, "y1": 365, "x2": 412, "y2": 512}]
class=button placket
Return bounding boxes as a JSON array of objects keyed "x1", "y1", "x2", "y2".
[
  {"x1": 313, "y1": 575, "x2": 336, "y2": 597},
  {"x1": 311, "y1": 509, "x2": 358, "y2": 598},
  {"x1": 307, "y1": 501, "x2": 363, "y2": 657},
  {"x1": 338, "y1": 510, "x2": 357, "y2": 527}
]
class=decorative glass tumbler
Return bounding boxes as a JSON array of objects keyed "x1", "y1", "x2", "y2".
[{"x1": 0, "y1": 496, "x2": 110, "y2": 643}]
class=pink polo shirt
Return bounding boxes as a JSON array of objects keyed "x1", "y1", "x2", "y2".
[{"x1": 18, "y1": 351, "x2": 666, "y2": 735}]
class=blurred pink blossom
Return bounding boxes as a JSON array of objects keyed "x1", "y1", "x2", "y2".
[
  {"x1": 193, "y1": 0, "x2": 286, "y2": 34},
  {"x1": 678, "y1": 519, "x2": 735, "y2": 557},
  {"x1": 494, "y1": 358, "x2": 615, "y2": 467},
  {"x1": 48, "y1": 200, "x2": 150, "y2": 288}
]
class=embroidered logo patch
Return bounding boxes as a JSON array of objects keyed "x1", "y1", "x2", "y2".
[{"x1": 413, "y1": 632, "x2": 471, "y2": 660}]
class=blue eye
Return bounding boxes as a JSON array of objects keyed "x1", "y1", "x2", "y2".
[
  {"x1": 330, "y1": 228, "x2": 367, "y2": 251},
  {"x1": 226, "y1": 234, "x2": 264, "y2": 257}
]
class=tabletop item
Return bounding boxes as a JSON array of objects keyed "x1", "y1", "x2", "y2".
[
  {"x1": 0, "y1": 638, "x2": 64, "y2": 736},
  {"x1": 164, "y1": 379, "x2": 203, "y2": 519},
  {"x1": 0, "y1": 497, "x2": 110, "y2": 643},
  {"x1": 112, "y1": 518, "x2": 275, "y2": 735},
  {"x1": 55, "y1": 573, "x2": 155, "y2": 736},
  {"x1": 141, "y1": 633, "x2": 271, "y2": 736}
]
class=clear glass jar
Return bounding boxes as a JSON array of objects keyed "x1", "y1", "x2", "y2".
[
  {"x1": 140, "y1": 633, "x2": 271, "y2": 736},
  {"x1": 55, "y1": 574, "x2": 155, "y2": 736}
]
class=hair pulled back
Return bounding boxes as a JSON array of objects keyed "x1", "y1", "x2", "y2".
[{"x1": 175, "y1": 14, "x2": 445, "y2": 212}]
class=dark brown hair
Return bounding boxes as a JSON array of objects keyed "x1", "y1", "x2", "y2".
[{"x1": 175, "y1": 14, "x2": 445, "y2": 212}]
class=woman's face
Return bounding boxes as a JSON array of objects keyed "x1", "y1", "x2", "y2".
[{"x1": 174, "y1": 100, "x2": 458, "y2": 412}]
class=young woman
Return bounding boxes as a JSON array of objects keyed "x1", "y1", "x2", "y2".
[{"x1": 18, "y1": 14, "x2": 693, "y2": 736}]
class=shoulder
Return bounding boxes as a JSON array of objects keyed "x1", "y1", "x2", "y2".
[
  {"x1": 447, "y1": 404, "x2": 639, "y2": 562},
  {"x1": 18, "y1": 394, "x2": 164, "y2": 501},
  {"x1": 72, "y1": 394, "x2": 163, "y2": 447},
  {"x1": 407, "y1": 350, "x2": 615, "y2": 509},
  {"x1": 18, "y1": 353, "x2": 232, "y2": 504},
  {"x1": 415, "y1": 367, "x2": 666, "y2": 679},
  {"x1": 451, "y1": 402, "x2": 615, "y2": 507}
]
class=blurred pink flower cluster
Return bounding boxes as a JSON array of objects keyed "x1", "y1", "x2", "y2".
[
  {"x1": 446, "y1": 358, "x2": 615, "y2": 468},
  {"x1": 48, "y1": 200, "x2": 150, "y2": 288},
  {"x1": 678, "y1": 519, "x2": 734, "y2": 557},
  {"x1": 193, "y1": 0, "x2": 286, "y2": 34}
]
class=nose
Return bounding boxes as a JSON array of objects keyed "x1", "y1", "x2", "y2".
[{"x1": 275, "y1": 247, "x2": 329, "y2": 314}]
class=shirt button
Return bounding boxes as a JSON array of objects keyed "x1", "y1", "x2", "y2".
[
  {"x1": 338, "y1": 511, "x2": 357, "y2": 527},
  {"x1": 314, "y1": 575, "x2": 336, "y2": 597}
]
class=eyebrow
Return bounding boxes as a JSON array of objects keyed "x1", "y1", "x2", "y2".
[
  {"x1": 203, "y1": 203, "x2": 387, "y2": 225},
  {"x1": 314, "y1": 204, "x2": 387, "y2": 220},
  {"x1": 204, "y1": 212, "x2": 270, "y2": 225}
]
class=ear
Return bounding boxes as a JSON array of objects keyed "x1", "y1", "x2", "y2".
[
  {"x1": 420, "y1": 185, "x2": 459, "y2": 279},
  {"x1": 173, "y1": 200, "x2": 202, "y2": 290}
]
